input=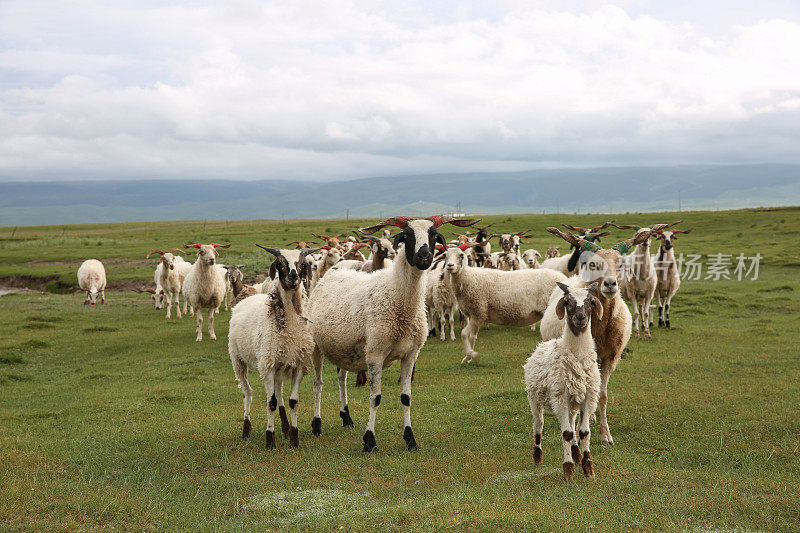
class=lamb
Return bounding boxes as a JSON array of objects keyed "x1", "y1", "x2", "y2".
[
  {"x1": 228, "y1": 246, "x2": 318, "y2": 448},
  {"x1": 521, "y1": 249, "x2": 542, "y2": 269},
  {"x1": 471, "y1": 225, "x2": 493, "y2": 267},
  {"x1": 427, "y1": 247, "x2": 459, "y2": 341},
  {"x1": 613, "y1": 222, "x2": 680, "y2": 339},
  {"x1": 341, "y1": 242, "x2": 369, "y2": 262},
  {"x1": 225, "y1": 265, "x2": 259, "y2": 307},
  {"x1": 309, "y1": 246, "x2": 342, "y2": 291},
  {"x1": 146, "y1": 248, "x2": 188, "y2": 319},
  {"x1": 77, "y1": 259, "x2": 106, "y2": 305},
  {"x1": 652, "y1": 227, "x2": 693, "y2": 328},
  {"x1": 545, "y1": 246, "x2": 561, "y2": 259},
  {"x1": 307, "y1": 215, "x2": 479, "y2": 452},
  {"x1": 483, "y1": 252, "x2": 502, "y2": 269},
  {"x1": 539, "y1": 226, "x2": 663, "y2": 445},
  {"x1": 498, "y1": 251, "x2": 523, "y2": 271},
  {"x1": 539, "y1": 222, "x2": 614, "y2": 275},
  {"x1": 524, "y1": 282, "x2": 602, "y2": 480},
  {"x1": 182, "y1": 243, "x2": 230, "y2": 341},
  {"x1": 440, "y1": 244, "x2": 568, "y2": 364}
]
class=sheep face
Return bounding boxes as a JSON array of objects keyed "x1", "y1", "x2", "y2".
[
  {"x1": 522, "y1": 249, "x2": 541, "y2": 268},
  {"x1": 393, "y1": 219, "x2": 446, "y2": 270},
  {"x1": 444, "y1": 247, "x2": 469, "y2": 274},
  {"x1": 546, "y1": 246, "x2": 560, "y2": 259},
  {"x1": 555, "y1": 282, "x2": 602, "y2": 334},
  {"x1": 578, "y1": 249, "x2": 623, "y2": 300},
  {"x1": 194, "y1": 245, "x2": 218, "y2": 266},
  {"x1": 656, "y1": 228, "x2": 692, "y2": 251},
  {"x1": 160, "y1": 252, "x2": 177, "y2": 271},
  {"x1": 86, "y1": 288, "x2": 100, "y2": 305},
  {"x1": 371, "y1": 238, "x2": 396, "y2": 261},
  {"x1": 267, "y1": 249, "x2": 316, "y2": 291},
  {"x1": 226, "y1": 266, "x2": 243, "y2": 285}
]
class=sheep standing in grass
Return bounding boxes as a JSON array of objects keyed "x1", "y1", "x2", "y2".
[
  {"x1": 77, "y1": 259, "x2": 106, "y2": 305},
  {"x1": 182, "y1": 243, "x2": 230, "y2": 341},
  {"x1": 540, "y1": 227, "x2": 663, "y2": 445},
  {"x1": 308, "y1": 215, "x2": 479, "y2": 452},
  {"x1": 229, "y1": 246, "x2": 318, "y2": 448},
  {"x1": 147, "y1": 249, "x2": 188, "y2": 319},
  {"x1": 524, "y1": 282, "x2": 601, "y2": 480},
  {"x1": 652, "y1": 227, "x2": 692, "y2": 328},
  {"x1": 441, "y1": 245, "x2": 567, "y2": 364}
]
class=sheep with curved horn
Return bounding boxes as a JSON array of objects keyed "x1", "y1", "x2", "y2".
[
  {"x1": 652, "y1": 225, "x2": 692, "y2": 329},
  {"x1": 307, "y1": 215, "x2": 479, "y2": 452},
  {"x1": 182, "y1": 243, "x2": 230, "y2": 341},
  {"x1": 612, "y1": 221, "x2": 682, "y2": 339},
  {"x1": 540, "y1": 221, "x2": 615, "y2": 276},
  {"x1": 539, "y1": 226, "x2": 651, "y2": 445},
  {"x1": 146, "y1": 248, "x2": 189, "y2": 319},
  {"x1": 229, "y1": 245, "x2": 318, "y2": 448},
  {"x1": 288, "y1": 240, "x2": 318, "y2": 249}
]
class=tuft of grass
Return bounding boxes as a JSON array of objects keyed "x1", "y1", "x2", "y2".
[{"x1": 83, "y1": 326, "x2": 118, "y2": 333}]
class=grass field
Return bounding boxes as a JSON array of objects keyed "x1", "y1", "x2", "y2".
[{"x1": 1, "y1": 208, "x2": 799, "y2": 531}]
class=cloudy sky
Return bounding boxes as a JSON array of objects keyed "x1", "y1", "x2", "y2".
[{"x1": 1, "y1": 0, "x2": 799, "y2": 182}]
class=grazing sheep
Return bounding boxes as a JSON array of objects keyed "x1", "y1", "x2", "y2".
[
  {"x1": 308, "y1": 215, "x2": 479, "y2": 452},
  {"x1": 147, "y1": 248, "x2": 188, "y2": 319},
  {"x1": 524, "y1": 282, "x2": 601, "y2": 480},
  {"x1": 182, "y1": 243, "x2": 230, "y2": 341},
  {"x1": 77, "y1": 259, "x2": 106, "y2": 305},
  {"x1": 540, "y1": 226, "x2": 663, "y2": 445},
  {"x1": 229, "y1": 246, "x2": 318, "y2": 448},
  {"x1": 652, "y1": 227, "x2": 693, "y2": 328},
  {"x1": 522, "y1": 249, "x2": 542, "y2": 269},
  {"x1": 440, "y1": 244, "x2": 567, "y2": 364}
]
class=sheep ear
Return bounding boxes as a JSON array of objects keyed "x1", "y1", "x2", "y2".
[
  {"x1": 556, "y1": 297, "x2": 566, "y2": 320},
  {"x1": 556, "y1": 281, "x2": 570, "y2": 294},
  {"x1": 591, "y1": 296, "x2": 604, "y2": 322},
  {"x1": 393, "y1": 232, "x2": 405, "y2": 250},
  {"x1": 269, "y1": 261, "x2": 278, "y2": 280}
]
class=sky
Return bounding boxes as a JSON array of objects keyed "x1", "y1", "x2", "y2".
[{"x1": 1, "y1": 0, "x2": 799, "y2": 182}]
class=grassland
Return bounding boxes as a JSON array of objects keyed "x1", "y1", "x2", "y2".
[{"x1": 1, "y1": 208, "x2": 799, "y2": 531}]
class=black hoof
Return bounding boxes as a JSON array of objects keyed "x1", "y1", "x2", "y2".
[
  {"x1": 363, "y1": 430, "x2": 377, "y2": 453},
  {"x1": 279, "y1": 406, "x2": 290, "y2": 437},
  {"x1": 311, "y1": 417, "x2": 322, "y2": 437},
  {"x1": 242, "y1": 419, "x2": 251, "y2": 440},
  {"x1": 288, "y1": 426, "x2": 299, "y2": 448},
  {"x1": 265, "y1": 430, "x2": 275, "y2": 449},
  {"x1": 340, "y1": 406, "x2": 354, "y2": 428},
  {"x1": 403, "y1": 426, "x2": 419, "y2": 451}
]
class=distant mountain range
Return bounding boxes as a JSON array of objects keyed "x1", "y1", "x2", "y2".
[{"x1": 1, "y1": 164, "x2": 799, "y2": 226}]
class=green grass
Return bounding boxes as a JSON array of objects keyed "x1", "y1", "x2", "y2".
[{"x1": 1, "y1": 208, "x2": 800, "y2": 531}]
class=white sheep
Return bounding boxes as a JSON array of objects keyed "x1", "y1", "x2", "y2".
[
  {"x1": 146, "y1": 248, "x2": 188, "y2": 319},
  {"x1": 426, "y1": 250, "x2": 458, "y2": 341},
  {"x1": 309, "y1": 246, "x2": 342, "y2": 292},
  {"x1": 440, "y1": 244, "x2": 568, "y2": 364},
  {"x1": 539, "y1": 226, "x2": 661, "y2": 445},
  {"x1": 77, "y1": 259, "x2": 106, "y2": 305},
  {"x1": 182, "y1": 242, "x2": 230, "y2": 341},
  {"x1": 524, "y1": 282, "x2": 601, "y2": 480},
  {"x1": 229, "y1": 246, "x2": 317, "y2": 448},
  {"x1": 521, "y1": 249, "x2": 542, "y2": 269},
  {"x1": 307, "y1": 215, "x2": 479, "y2": 452}
]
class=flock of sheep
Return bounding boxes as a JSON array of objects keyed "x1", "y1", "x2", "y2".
[{"x1": 76, "y1": 215, "x2": 692, "y2": 480}]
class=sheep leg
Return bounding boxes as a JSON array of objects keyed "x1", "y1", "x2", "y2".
[
  {"x1": 448, "y1": 306, "x2": 456, "y2": 342},
  {"x1": 287, "y1": 367, "x2": 302, "y2": 448},
  {"x1": 100, "y1": 290, "x2": 105, "y2": 304},
  {"x1": 598, "y1": 359, "x2": 617, "y2": 445},
  {"x1": 275, "y1": 374, "x2": 289, "y2": 438},
  {"x1": 264, "y1": 370, "x2": 276, "y2": 449},
  {"x1": 337, "y1": 368, "x2": 354, "y2": 428},
  {"x1": 630, "y1": 298, "x2": 640, "y2": 337},
  {"x1": 642, "y1": 296, "x2": 652, "y2": 339},
  {"x1": 174, "y1": 290, "x2": 182, "y2": 319},
  {"x1": 311, "y1": 347, "x2": 324, "y2": 437},
  {"x1": 182, "y1": 294, "x2": 189, "y2": 316},
  {"x1": 399, "y1": 352, "x2": 419, "y2": 451},
  {"x1": 363, "y1": 361, "x2": 383, "y2": 453},
  {"x1": 165, "y1": 292, "x2": 173, "y2": 319},
  {"x1": 460, "y1": 318, "x2": 481, "y2": 364},
  {"x1": 579, "y1": 397, "x2": 597, "y2": 479},
  {"x1": 84, "y1": 291, "x2": 90, "y2": 304},
  {"x1": 655, "y1": 293, "x2": 664, "y2": 327},
  {"x1": 556, "y1": 406, "x2": 577, "y2": 480},
  {"x1": 427, "y1": 307, "x2": 436, "y2": 337},
  {"x1": 195, "y1": 306, "x2": 203, "y2": 342},
  {"x1": 207, "y1": 307, "x2": 216, "y2": 340},
  {"x1": 527, "y1": 393, "x2": 544, "y2": 465},
  {"x1": 231, "y1": 355, "x2": 252, "y2": 440},
  {"x1": 438, "y1": 309, "x2": 446, "y2": 341},
  {"x1": 665, "y1": 294, "x2": 673, "y2": 328}
]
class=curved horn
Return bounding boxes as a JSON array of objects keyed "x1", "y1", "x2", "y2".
[
  {"x1": 673, "y1": 226, "x2": 694, "y2": 235},
  {"x1": 590, "y1": 220, "x2": 616, "y2": 233},
  {"x1": 210, "y1": 243, "x2": 231, "y2": 248},
  {"x1": 648, "y1": 220, "x2": 684, "y2": 233},
  {"x1": 611, "y1": 223, "x2": 641, "y2": 231},
  {"x1": 146, "y1": 249, "x2": 165, "y2": 258},
  {"x1": 358, "y1": 216, "x2": 414, "y2": 234},
  {"x1": 561, "y1": 224, "x2": 587, "y2": 233},
  {"x1": 184, "y1": 243, "x2": 203, "y2": 249},
  {"x1": 300, "y1": 248, "x2": 321, "y2": 258},
  {"x1": 546, "y1": 227, "x2": 601, "y2": 252},
  {"x1": 169, "y1": 248, "x2": 184, "y2": 255},
  {"x1": 254, "y1": 244, "x2": 281, "y2": 257},
  {"x1": 426, "y1": 215, "x2": 482, "y2": 228},
  {"x1": 611, "y1": 229, "x2": 654, "y2": 254}
]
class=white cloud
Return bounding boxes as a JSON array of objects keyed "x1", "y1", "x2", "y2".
[{"x1": 1, "y1": 1, "x2": 800, "y2": 181}]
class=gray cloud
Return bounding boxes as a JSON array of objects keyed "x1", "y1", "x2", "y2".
[{"x1": 1, "y1": 1, "x2": 800, "y2": 181}]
